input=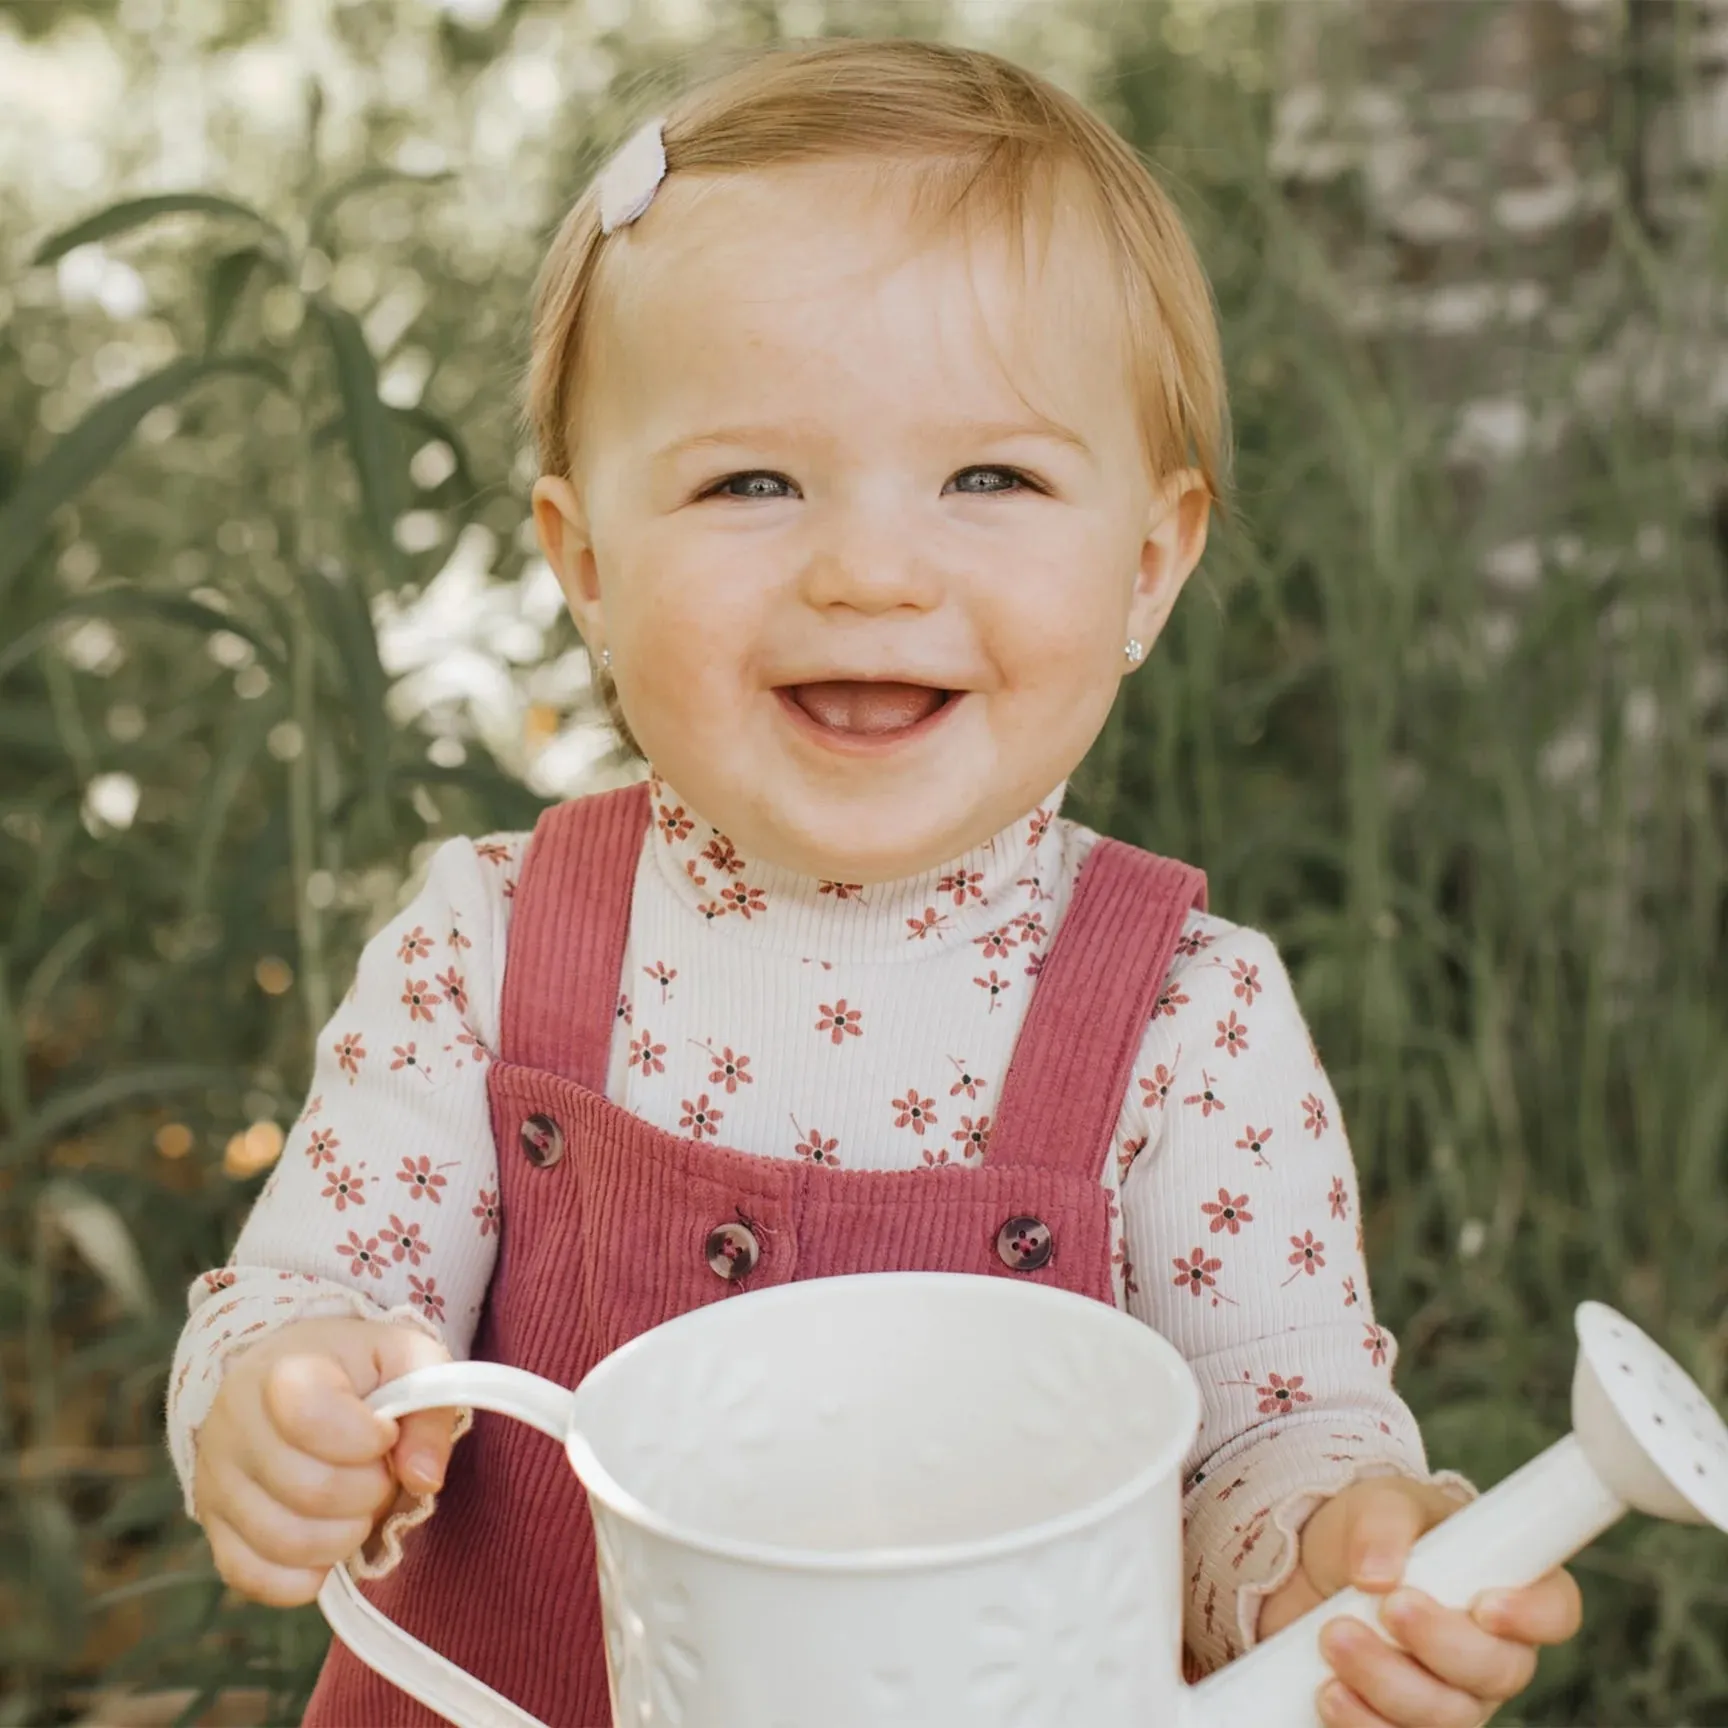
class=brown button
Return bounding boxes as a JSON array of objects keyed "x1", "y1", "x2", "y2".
[
  {"x1": 996, "y1": 1215, "x2": 1053, "y2": 1272},
  {"x1": 705, "y1": 1220, "x2": 760, "y2": 1282},
  {"x1": 520, "y1": 1112, "x2": 564, "y2": 1168}
]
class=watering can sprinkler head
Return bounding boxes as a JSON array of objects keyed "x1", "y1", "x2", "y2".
[
  {"x1": 1186, "y1": 1302, "x2": 1728, "y2": 1728},
  {"x1": 1568, "y1": 1301, "x2": 1728, "y2": 1529}
]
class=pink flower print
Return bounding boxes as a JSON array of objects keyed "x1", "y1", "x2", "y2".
[
  {"x1": 1235, "y1": 1123, "x2": 1274, "y2": 1168},
  {"x1": 629, "y1": 1030, "x2": 667, "y2": 1076},
  {"x1": 656, "y1": 802, "x2": 694, "y2": 842},
  {"x1": 1302, "y1": 1092, "x2": 1330, "y2": 1138},
  {"x1": 1139, "y1": 1057, "x2": 1179, "y2": 1111},
  {"x1": 435, "y1": 967, "x2": 468, "y2": 1015},
  {"x1": 1228, "y1": 958, "x2": 1262, "y2": 1003},
  {"x1": 1363, "y1": 1323, "x2": 1389, "y2": 1367},
  {"x1": 1027, "y1": 807, "x2": 1052, "y2": 846},
  {"x1": 322, "y1": 1165, "x2": 366, "y2": 1211},
  {"x1": 447, "y1": 922, "x2": 472, "y2": 952},
  {"x1": 684, "y1": 856, "x2": 708, "y2": 891},
  {"x1": 948, "y1": 1058, "x2": 986, "y2": 1098},
  {"x1": 390, "y1": 1041, "x2": 432, "y2": 1079},
  {"x1": 398, "y1": 1155, "x2": 448, "y2": 1204},
  {"x1": 409, "y1": 1275, "x2": 445, "y2": 1324},
  {"x1": 892, "y1": 1088, "x2": 937, "y2": 1135},
  {"x1": 973, "y1": 925, "x2": 1017, "y2": 960},
  {"x1": 1184, "y1": 1072, "x2": 1226, "y2": 1117},
  {"x1": 973, "y1": 969, "x2": 1010, "y2": 1012},
  {"x1": 1256, "y1": 1372, "x2": 1310, "y2": 1416},
  {"x1": 1012, "y1": 909, "x2": 1048, "y2": 947},
  {"x1": 818, "y1": 880, "x2": 865, "y2": 900},
  {"x1": 952, "y1": 1114, "x2": 992, "y2": 1161},
  {"x1": 1202, "y1": 1189, "x2": 1253, "y2": 1234},
  {"x1": 473, "y1": 1189, "x2": 499, "y2": 1237},
  {"x1": 906, "y1": 905, "x2": 950, "y2": 941},
  {"x1": 474, "y1": 840, "x2": 512, "y2": 865},
  {"x1": 680, "y1": 1094, "x2": 722, "y2": 1141},
  {"x1": 305, "y1": 1127, "x2": 341, "y2": 1169},
  {"x1": 816, "y1": 1000, "x2": 863, "y2": 1045},
  {"x1": 1016, "y1": 873, "x2": 1052, "y2": 904},
  {"x1": 938, "y1": 868, "x2": 985, "y2": 906},
  {"x1": 793, "y1": 1121, "x2": 840, "y2": 1167},
  {"x1": 201, "y1": 1268, "x2": 237, "y2": 1293},
  {"x1": 644, "y1": 961, "x2": 676, "y2": 1000},
  {"x1": 1215, "y1": 1011, "x2": 1250, "y2": 1057},
  {"x1": 1116, "y1": 1133, "x2": 1147, "y2": 1179},
  {"x1": 695, "y1": 901, "x2": 725, "y2": 923},
  {"x1": 1113, "y1": 1236, "x2": 1139, "y2": 1298},
  {"x1": 450, "y1": 1020, "x2": 492, "y2": 1066},
  {"x1": 397, "y1": 925, "x2": 434, "y2": 963},
  {"x1": 616, "y1": 993, "x2": 632, "y2": 1025},
  {"x1": 1153, "y1": 983, "x2": 1189, "y2": 1020},
  {"x1": 1173, "y1": 1247, "x2": 1222, "y2": 1298},
  {"x1": 502, "y1": 877, "x2": 516, "y2": 900},
  {"x1": 1342, "y1": 1275, "x2": 1359, "y2": 1307},
  {"x1": 337, "y1": 1230, "x2": 386, "y2": 1281},
  {"x1": 718, "y1": 882, "x2": 767, "y2": 920},
  {"x1": 1024, "y1": 950, "x2": 1047, "y2": 980},
  {"x1": 298, "y1": 1093, "x2": 324, "y2": 1124},
  {"x1": 702, "y1": 836, "x2": 744, "y2": 876},
  {"x1": 1230, "y1": 1507, "x2": 1271, "y2": 1570},
  {"x1": 333, "y1": 1030, "x2": 367, "y2": 1078},
  {"x1": 402, "y1": 978, "x2": 442, "y2": 1023},
  {"x1": 1283, "y1": 1230, "x2": 1326, "y2": 1283},
  {"x1": 1329, "y1": 1176, "x2": 1349, "y2": 1219},
  {"x1": 380, "y1": 1214, "x2": 430, "y2": 1267},
  {"x1": 1174, "y1": 926, "x2": 1213, "y2": 960},
  {"x1": 920, "y1": 1146, "x2": 955, "y2": 1168},
  {"x1": 704, "y1": 1043, "x2": 753, "y2": 1094}
]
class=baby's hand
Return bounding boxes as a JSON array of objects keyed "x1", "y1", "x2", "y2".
[
  {"x1": 1259, "y1": 1477, "x2": 1582, "y2": 1727},
  {"x1": 192, "y1": 1316, "x2": 458, "y2": 1606}
]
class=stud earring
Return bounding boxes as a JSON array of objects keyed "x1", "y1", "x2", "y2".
[
  {"x1": 1124, "y1": 638, "x2": 1146, "y2": 666},
  {"x1": 599, "y1": 648, "x2": 612, "y2": 670}
]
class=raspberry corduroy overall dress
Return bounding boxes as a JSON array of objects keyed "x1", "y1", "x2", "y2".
[{"x1": 305, "y1": 783, "x2": 1206, "y2": 1726}]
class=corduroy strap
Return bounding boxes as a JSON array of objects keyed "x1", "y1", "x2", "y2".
[
  {"x1": 497, "y1": 781, "x2": 653, "y2": 1089},
  {"x1": 983, "y1": 837, "x2": 1207, "y2": 1176}
]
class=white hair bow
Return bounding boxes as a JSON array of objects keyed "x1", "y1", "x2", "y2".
[{"x1": 597, "y1": 118, "x2": 668, "y2": 235}]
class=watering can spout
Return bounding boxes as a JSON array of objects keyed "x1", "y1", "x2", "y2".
[{"x1": 1178, "y1": 1302, "x2": 1728, "y2": 1728}]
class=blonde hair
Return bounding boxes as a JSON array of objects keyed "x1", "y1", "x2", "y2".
[{"x1": 523, "y1": 36, "x2": 1228, "y2": 496}]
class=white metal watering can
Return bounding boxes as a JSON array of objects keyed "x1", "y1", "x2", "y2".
[{"x1": 318, "y1": 1272, "x2": 1728, "y2": 1728}]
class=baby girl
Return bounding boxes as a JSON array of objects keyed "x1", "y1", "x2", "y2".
[{"x1": 168, "y1": 36, "x2": 1579, "y2": 1727}]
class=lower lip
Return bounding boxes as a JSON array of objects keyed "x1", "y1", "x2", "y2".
[{"x1": 773, "y1": 688, "x2": 963, "y2": 756}]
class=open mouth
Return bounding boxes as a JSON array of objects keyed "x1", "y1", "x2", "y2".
[{"x1": 776, "y1": 681, "x2": 958, "y2": 742}]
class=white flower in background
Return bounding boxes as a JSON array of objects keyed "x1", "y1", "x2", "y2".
[
  {"x1": 374, "y1": 524, "x2": 617, "y2": 796},
  {"x1": 83, "y1": 771, "x2": 140, "y2": 834}
]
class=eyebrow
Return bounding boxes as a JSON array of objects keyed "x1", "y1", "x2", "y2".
[{"x1": 650, "y1": 415, "x2": 1093, "y2": 464}]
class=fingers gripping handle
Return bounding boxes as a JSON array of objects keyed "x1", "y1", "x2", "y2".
[
  {"x1": 315, "y1": 1362, "x2": 574, "y2": 1728},
  {"x1": 1184, "y1": 1435, "x2": 1625, "y2": 1728}
]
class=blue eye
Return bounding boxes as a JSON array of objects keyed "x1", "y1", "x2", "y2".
[
  {"x1": 946, "y1": 466, "x2": 1037, "y2": 496},
  {"x1": 707, "y1": 472, "x2": 798, "y2": 500}
]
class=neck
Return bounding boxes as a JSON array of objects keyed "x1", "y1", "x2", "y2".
[{"x1": 643, "y1": 772, "x2": 1067, "y2": 962}]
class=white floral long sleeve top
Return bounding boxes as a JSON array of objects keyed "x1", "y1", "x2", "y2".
[{"x1": 168, "y1": 778, "x2": 1467, "y2": 1673}]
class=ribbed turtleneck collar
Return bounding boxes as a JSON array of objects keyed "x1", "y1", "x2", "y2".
[{"x1": 643, "y1": 772, "x2": 1067, "y2": 963}]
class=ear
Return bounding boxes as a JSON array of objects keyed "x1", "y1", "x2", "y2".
[
  {"x1": 531, "y1": 474, "x2": 605, "y2": 650},
  {"x1": 1124, "y1": 470, "x2": 1211, "y2": 661}
]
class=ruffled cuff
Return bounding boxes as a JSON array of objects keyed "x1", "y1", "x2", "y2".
[
  {"x1": 169, "y1": 1282, "x2": 459, "y2": 1526},
  {"x1": 1181, "y1": 1427, "x2": 1477, "y2": 1677}
]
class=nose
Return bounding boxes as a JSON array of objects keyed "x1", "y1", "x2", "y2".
[{"x1": 796, "y1": 497, "x2": 943, "y2": 616}]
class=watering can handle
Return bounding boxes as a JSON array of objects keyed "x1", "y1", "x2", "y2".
[{"x1": 315, "y1": 1361, "x2": 571, "y2": 1728}]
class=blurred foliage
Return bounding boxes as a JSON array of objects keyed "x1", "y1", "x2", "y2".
[{"x1": 1, "y1": 0, "x2": 1725, "y2": 1723}]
